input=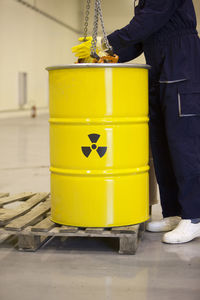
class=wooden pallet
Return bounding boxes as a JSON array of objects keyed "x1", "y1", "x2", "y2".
[{"x1": 0, "y1": 193, "x2": 145, "y2": 254}]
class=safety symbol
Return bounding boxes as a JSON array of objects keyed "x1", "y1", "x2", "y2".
[{"x1": 82, "y1": 134, "x2": 107, "y2": 158}]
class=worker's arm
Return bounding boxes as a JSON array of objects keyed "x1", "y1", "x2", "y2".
[
  {"x1": 108, "y1": 0, "x2": 181, "y2": 51},
  {"x1": 117, "y1": 43, "x2": 143, "y2": 62}
]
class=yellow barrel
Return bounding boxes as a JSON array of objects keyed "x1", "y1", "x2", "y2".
[{"x1": 47, "y1": 64, "x2": 150, "y2": 227}]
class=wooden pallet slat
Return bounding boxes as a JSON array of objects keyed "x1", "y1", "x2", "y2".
[
  {"x1": 5, "y1": 200, "x2": 51, "y2": 231},
  {"x1": 31, "y1": 216, "x2": 55, "y2": 232},
  {"x1": 0, "y1": 193, "x2": 50, "y2": 226},
  {"x1": 111, "y1": 225, "x2": 139, "y2": 234},
  {"x1": 0, "y1": 192, "x2": 35, "y2": 207},
  {"x1": 26, "y1": 193, "x2": 50, "y2": 205},
  {"x1": 49, "y1": 227, "x2": 60, "y2": 234},
  {"x1": 0, "y1": 193, "x2": 9, "y2": 199},
  {"x1": 85, "y1": 227, "x2": 105, "y2": 234},
  {"x1": 59, "y1": 226, "x2": 79, "y2": 233},
  {"x1": 0, "y1": 233, "x2": 12, "y2": 244},
  {"x1": 0, "y1": 208, "x2": 6, "y2": 215}
]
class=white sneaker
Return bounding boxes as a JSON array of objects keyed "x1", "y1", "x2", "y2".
[
  {"x1": 162, "y1": 219, "x2": 200, "y2": 244},
  {"x1": 146, "y1": 216, "x2": 181, "y2": 232}
]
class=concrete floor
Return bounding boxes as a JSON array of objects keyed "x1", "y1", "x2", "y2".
[{"x1": 0, "y1": 115, "x2": 200, "y2": 300}]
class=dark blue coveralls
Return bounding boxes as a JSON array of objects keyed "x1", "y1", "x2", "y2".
[{"x1": 108, "y1": 0, "x2": 200, "y2": 219}]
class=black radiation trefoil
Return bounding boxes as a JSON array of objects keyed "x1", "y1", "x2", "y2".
[{"x1": 82, "y1": 134, "x2": 107, "y2": 158}]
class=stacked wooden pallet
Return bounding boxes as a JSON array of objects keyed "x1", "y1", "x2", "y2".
[{"x1": 0, "y1": 193, "x2": 144, "y2": 254}]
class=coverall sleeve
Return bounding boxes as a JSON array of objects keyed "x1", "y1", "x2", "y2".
[
  {"x1": 117, "y1": 43, "x2": 143, "y2": 63},
  {"x1": 108, "y1": 0, "x2": 181, "y2": 50}
]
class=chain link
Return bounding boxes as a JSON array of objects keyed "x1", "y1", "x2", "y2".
[
  {"x1": 91, "y1": 0, "x2": 99, "y2": 56},
  {"x1": 97, "y1": 0, "x2": 112, "y2": 52},
  {"x1": 83, "y1": 0, "x2": 91, "y2": 41},
  {"x1": 91, "y1": 0, "x2": 113, "y2": 57}
]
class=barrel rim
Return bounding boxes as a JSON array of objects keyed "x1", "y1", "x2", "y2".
[
  {"x1": 49, "y1": 116, "x2": 149, "y2": 125},
  {"x1": 50, "y1": 165, "x2": 150, "y2": 177},
  {"x1": 46, "y1": 63, "x2": 151, "y2": 71}
]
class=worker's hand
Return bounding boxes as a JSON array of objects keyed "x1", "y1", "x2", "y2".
[
  {"x1": 72, "y1": 36, "x2": 107, "y2": 60},
  {"x1": 71, "y1": 37, "x2": 93, "y2": 59},
  {"x1": 101, "y1": 38, "x2": 107, "y2": 51}
]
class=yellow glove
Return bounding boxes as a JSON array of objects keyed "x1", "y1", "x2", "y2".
[
  {"x1": 72, "y1": 36, "x2": 107, "y2": 60},
  {"x1": 71, "y1": 37, "x2": 93, "y2": 59}
]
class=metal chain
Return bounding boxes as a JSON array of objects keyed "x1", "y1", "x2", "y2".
[
  {"x1": 91, "y1": 0, "x2": 99, "y2": 57},
  {"x1": 83, "y1": 0, "x2": 91, "y2": 41},
  {"x1": 97, "y1": 0, "x2": 112, "y2": 52},
  {"x1": 91, "y1": 0, "x2": 113, "y2": 57}
]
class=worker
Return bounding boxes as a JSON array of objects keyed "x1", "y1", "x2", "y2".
[{"x1": 72, "y1": 0, "x2": 200, "y2": 244}]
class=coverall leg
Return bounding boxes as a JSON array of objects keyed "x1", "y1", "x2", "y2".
[
  {"x1": 158, "y1": 81, "x2": 200, "y2": 219},
  {"x1": 146, "y1": 31, "x2": 200, "y2": 220},
  {"x1": 149, "y1": 84, "x2": 181, "y2": 218}
]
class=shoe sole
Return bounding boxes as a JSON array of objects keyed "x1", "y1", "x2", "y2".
[
  {"x1": 146, "y1": 225, "x2": 178, "y2": 233},
  {"x1": 146, "y1": 228, "x2": 172, "y2": 233},
  {"x1": 162, "y1": 233, "x2": 200, "y2": 244}
]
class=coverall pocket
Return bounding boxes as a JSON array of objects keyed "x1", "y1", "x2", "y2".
[{"x1": 178, "y1": 83, "x2": 200, "y2": 117}]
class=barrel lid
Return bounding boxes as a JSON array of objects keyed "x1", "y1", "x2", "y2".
[{"x1": 46, "y1": 63, "x2": 151, "y2": 71}]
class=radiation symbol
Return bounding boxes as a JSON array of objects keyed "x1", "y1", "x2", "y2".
[{"x1": 82, "y1": 134, "x2": 107, "y2": 158}]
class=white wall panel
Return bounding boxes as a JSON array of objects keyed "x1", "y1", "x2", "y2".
[
  {"x1": 1, "y1": 0, "x2": 200, "y2": 112},
  {"x1": 0, "y1": 0, "x2": 80, "y2": 111},
  {"x1": 193, "y1": 0, "x2": 200, "y2": 32}
]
